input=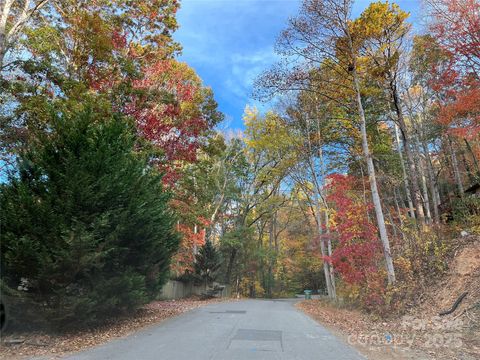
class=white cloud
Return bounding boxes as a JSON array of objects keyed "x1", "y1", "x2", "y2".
[
  {"x1": 174, "y1": 0, "x2": 300, "y2": 126},
  {"x1": 175, "y1": 0, "x2": 420, "y2": 128}
]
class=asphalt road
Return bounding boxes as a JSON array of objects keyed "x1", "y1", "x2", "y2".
[{"x1": 62, "y1": 299, "x2": 364, "y2": 360}]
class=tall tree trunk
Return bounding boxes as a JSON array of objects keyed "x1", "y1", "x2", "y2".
[
  {"x1": 0, "y1": 0, "x2": 50, "y2": 71},
  {"x1": 413, "y1": 133, "x2": 432, "y2": 222},
  {"x1": 359, "y1": 164, "x2": 372, "y2": 222},
  {"x1": 391, "y1": 83, "x2": 425, "y2": 224},
  {"x1": 324, "y1": 208, "x2": 336, "y2": 299},
  {"x1": 394, "y1": 123, "x2": 415, "y2": 219},
  {"x1": 267, "y1": 203, "x2": 277, "y2": 298},
  {"x1": 421, "y1": 139, "x2": 441, "y2": 223},
  {"x1": 0, "y1": 0, "x2": 13, "y2": 70},
  {"x1": 304, "y1": 112, "x2": 336, "y2": 299},
  {"x1": 393, "y1": 188, "x2": 403, "y2": 225},
  {"x1": 393, "y1": 187, "x2": 407, "y2": 235},
  {"x1": 448, "y1": 135, "x2": 464, "y2": 197},
  {"x1": 318, "y1": 145, "x2": 336, "y2": 299},
  {"x1": 257, "y1": 219, "x2": 266, "y2": 296},
  {"x1": 350, "y1": 60, "x2": 396, "y2": 284},
  {"x1": 315, "y1": 200, "x2": 334, "y2": 298},
  {"x1": 193, "y1": 224, "x2": 198, "y2": 255},
  {"x1": 420, "y1": 163, "x2": 432, "y2": 222},
  {"x1": 225, "y1": 248, "x2": 237, "y2": 285}
]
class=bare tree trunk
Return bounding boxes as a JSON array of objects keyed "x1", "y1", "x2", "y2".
[
  {"x1": 225, "y1": 210, "x2": 245, "y2": 286},
  {"x1": 435, "y1": 187, "x2": 442, "y2": 215},
  {"x1": 391, "y1": 84, "x2": 425, "y2": 224},
  {"x1": 351, "y1": 62, "x2": 396, "y2": 284},
  {"x1": 324, "y1": 208, "x2": 336, "y2": 299},
  {"x1": 193, "y1": 224, "x2": 198, "y2": 256},
  {"x1": 420, "y1": 139, "x2": 440, "y2": 223},
  {"x1": 0, "y1": 0, "x2": 14, "y2": 70},
  {"x1": 267, "y1": 217, "x2": 273, "y2": 298},
  {"x1": 224, "y1": 248, "x2": 237, "y2": 285},
  {"x1": 394, "y1": 123, "x2": 415, "y2": 219},
  {"x1": 393, "y1": 187, "x2": 408, "y2": 240},
  {"x1": 266, "y1": 194, "x2": 278, "y2": 298},
  {"x1": 0, "y1": 0, "x2": 49, "y2": 70},
  {"x1": 359, "y1": 164, "x2": 372, "y2": 222},
  {"x1": 302, "y1": 110, "x2": 336, "y2": 299},
  {"x1": 315, "y1": 200, "x2": 334, "y2": 298},
  {"x1": 318, "y1": 145, "x2": 336, "y2": 299},
  {"x1": 413, "y1": 133, "x2": 432, "y2": 222},
  {"x1": 420, "y1": 167, "x2": 432, "y2": 222},
  {"x1": 393, "y1": 188, "x2": 403, "y2": 225},
  {"x1": 448, "y1": 135, "x2": 464, "y2": 197}
]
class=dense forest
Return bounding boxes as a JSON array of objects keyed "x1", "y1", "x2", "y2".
[{"x1": 0, "y1": 0, "x2": 479, "y2": 328}]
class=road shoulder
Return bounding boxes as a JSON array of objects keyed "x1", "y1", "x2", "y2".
[
  {"x1": 296, "y1": 300, "x2": 434, "y2": 360},
  {"x1": 1, "y1": 297, "x2": 228, "y2": 360}
]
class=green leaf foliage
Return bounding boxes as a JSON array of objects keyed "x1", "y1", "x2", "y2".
[
  {"x1": 0, "y1": 109, "x2": 179, "y2": 327},
  {"x1": 194, "y1": 240, "x2": 222, "y2": 284}
]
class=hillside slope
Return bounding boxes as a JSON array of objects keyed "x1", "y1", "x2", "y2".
[{"x1": 298, "y1": 236, "x2": 480, "y2": 360}]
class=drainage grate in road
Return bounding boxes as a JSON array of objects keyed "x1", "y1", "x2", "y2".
[
  {"x1": 232, "y1": 329, "x2": 282, "y2": 342},
  {"x1": 208, "y1": 310, "x2": 246, "y2": 314},
  {"x1": 228, "y1": 329, "x2": 283, "y2": 352}
]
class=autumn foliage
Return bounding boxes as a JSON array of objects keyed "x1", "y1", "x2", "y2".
[
  {"x1": 427, "y1": 0, "x2": 480, "y2": 76},
  {"x1": 437, "y1": 86, "x2": 480, "y2": 138},
  {"x1": 125, "y1": 60, "x2": 209, "y2": 183},
  {"x1": 2, "y1": 0, "x2": 480, "y2": 330},
  {"x1": 171, "y1": 224, "x2": 206, "y2": 275},
  {"x1": 325, "y1": 174, "x2": 381, "y2": 285},
  {"x1": 427, "y1": 0, "x2": 480, "y2": 137}
]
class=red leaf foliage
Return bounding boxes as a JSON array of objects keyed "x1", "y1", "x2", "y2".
[
  {"x1": 171, "y1": 224, "x2": 206, "y2": 275},
  {"x1": 124, "y1": 60, "x2": 209, "y2": 184},
  {"x1": 325, "y1": 174, "x2": 382, "y2": 285},
  {"x1": 427, "y1": 0, "x2": 480, "y2": 139},
  {"x1": 428, "y1": 0, "x2": 480, "y2": 77},
  {"x1": 438, "y1": 86, "x2": 480, "y2": 139}
]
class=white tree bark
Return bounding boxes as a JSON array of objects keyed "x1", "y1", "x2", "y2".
[
  {"x1": 391, "y1": 84, "x2": 425, "y2": 224},
  {"x1": 315, "y1": 199, "x2": 334, "y2": 298},
  {"x1": 415, "y1": 138, "x2": 432, "y2": 222},
  {"x1": 318, "y1": 144, "x2": 336, "y2": 299},
  {"x1": 354, "y1": 75, "x2": 396, "y2": 284},
  {"x1": 0, "y1": 0, "x2": 49, "y2": 69},
  {"x1": 349, "y1": 45, "x2": 396, "y2": 284},
  {"x1": 420, "y1": 128, "x2": 441, "y2": 223},
  {"x1": 448, "y1": 136, "x2": 464, "y2": 197},
  {"x1": 394, "y1": 123, "x2": 415, "y2": 219}
]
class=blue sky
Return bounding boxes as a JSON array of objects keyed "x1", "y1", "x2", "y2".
[{"x1": 174, "y1": 0, "x2": 421, "y2": 131}]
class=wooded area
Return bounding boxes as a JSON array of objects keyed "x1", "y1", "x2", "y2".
[{"x1": 0, "y1": 0, "x2": 479, "y2": 330}]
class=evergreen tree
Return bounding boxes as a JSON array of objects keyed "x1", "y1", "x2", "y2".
[
  {"x1": 194, "y1": 240, "x2": 222, "y2": 287},
  {"x1": 0, "y1": 109, "x2": 179, "y2": 326}
]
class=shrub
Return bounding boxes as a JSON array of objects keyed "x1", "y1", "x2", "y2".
[{"x1": 451, "y1": 196, "x2": 480, "y2": 231}]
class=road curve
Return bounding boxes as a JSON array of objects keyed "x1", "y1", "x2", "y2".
[{"x1": 61, "y1": 299, "x2": 364, "y2": 360}]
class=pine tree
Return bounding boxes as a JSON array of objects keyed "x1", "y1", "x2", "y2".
[
  {"x1": 194, "y1": 240, "x2": 222, "y2": 287},
  {"x1": 0, "y1": 109, "x2": 179, "y2": 327}
]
